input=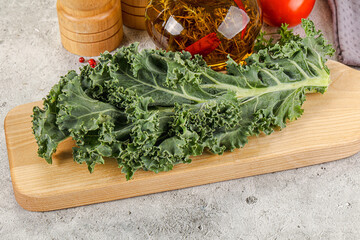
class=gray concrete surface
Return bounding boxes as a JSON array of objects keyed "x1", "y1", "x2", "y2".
[{"x1": 1, "y1": 0, "x2": 359, "y2": 239}]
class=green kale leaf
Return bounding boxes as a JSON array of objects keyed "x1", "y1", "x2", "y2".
[{"x1": 32, "y1": 19, "x2": 334, "y2": 179}]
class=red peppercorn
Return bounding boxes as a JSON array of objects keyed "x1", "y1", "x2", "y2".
[
  {"x1": 79, "y1": 57, "x2": 85, "y2": 63},
  {"x1": 88, "y1": 59, "x2": 96, "y2": 65}
]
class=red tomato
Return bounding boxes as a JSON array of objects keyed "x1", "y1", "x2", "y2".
[{"x1": 259, "y1": 0, "x2": 316, "y2": 27}]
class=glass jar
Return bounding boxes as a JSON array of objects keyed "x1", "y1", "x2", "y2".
[{"x1": 145, "y1": 0, "x2": 262, "y2": 70}]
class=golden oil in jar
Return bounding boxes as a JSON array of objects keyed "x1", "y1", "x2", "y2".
[{"x1": 145, "y1": 0, "x2": 263, "y2": 70}]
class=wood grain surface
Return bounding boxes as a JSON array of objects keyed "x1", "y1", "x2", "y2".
[
  {"x1": 4, "y1": 60, "x2": 360, "y2": 212},
  {"x1": 121, "y1": 2, "x2": 146, "y2": 16},
  {"x1": 59, "y1": 29, "x2": 123, "y2": 57},
  {"x1": 56, "y1": 0, "x2": 123, "y2": 56},
  {"x1": 122, "y1": 11, "x2": 146, "y2": 30},
  {"x1": 59, "y1": 18, "x2": 123, "y2": 43},
  {"x1": 122, "y1": 0, "x2": 149, "y2": 8},
  {"x1": 57, "y1": 0, "x2": 121, "y2": 33}
]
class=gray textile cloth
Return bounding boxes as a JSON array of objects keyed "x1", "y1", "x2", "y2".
[{"x1": 328, "y1": 0, "x2": 360, "y2": 66}]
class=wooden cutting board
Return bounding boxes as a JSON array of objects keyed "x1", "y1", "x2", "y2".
[{"x1": 4, "y1": 60, "x2": 360, "y2": 212}]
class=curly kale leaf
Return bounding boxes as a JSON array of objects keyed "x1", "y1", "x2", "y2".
[
  {"x1": 32, "y1": 71, "x2": 76, "y2": 163},
  {"x1": 32, "y1": 19, "x2": 334, "y2": 179}
]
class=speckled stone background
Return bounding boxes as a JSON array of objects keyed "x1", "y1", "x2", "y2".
[{"x1": 1, "y1": 0, "x2": 359, "y2": 239}]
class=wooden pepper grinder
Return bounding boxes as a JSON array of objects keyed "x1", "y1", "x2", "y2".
[
  {"x1": 121, "y1": 0, "x2": 148, "y2": 30},
  {"x1": 57, "y1": 0, "x2": 123, "y2": 56}
]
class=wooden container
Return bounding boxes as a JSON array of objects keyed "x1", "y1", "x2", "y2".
[
  {"x1": 122, "y1": 0, "x2": 148, "y2": 7},
  {"x1": 122, "y1": 3, "x2": 146, "y2": 15},
  {"x1": 57, "y1": 0, "x2": 123, "y2": 56},
  {"x1": 122, "y1": 11, "x2": 146, "y2": 30},
  {"x1": 121, "y1": 0, "x2": 147, "y2": 30}
]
